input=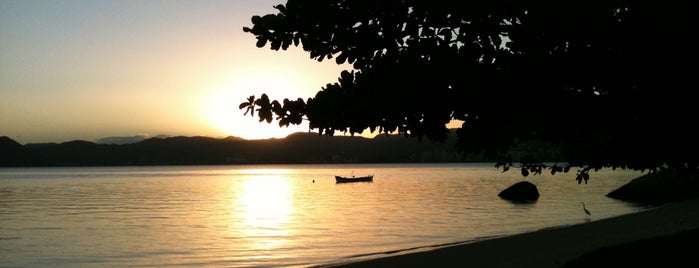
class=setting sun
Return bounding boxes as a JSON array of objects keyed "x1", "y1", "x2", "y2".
[
  {"x1": 201, "y1": 47, "x2": 351, "y2": 140},
  {"x1": 203, "y1": 86, "x2": 310, "y2": 140}
]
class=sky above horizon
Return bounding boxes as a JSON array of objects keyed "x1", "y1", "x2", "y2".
[{"x1": 0, "y1": 0, "x2": 356, "y2": 144}]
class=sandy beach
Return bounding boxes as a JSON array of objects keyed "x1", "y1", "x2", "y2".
[{"x1": 320, "y1": 198, "x2": 699, "y2": 268}]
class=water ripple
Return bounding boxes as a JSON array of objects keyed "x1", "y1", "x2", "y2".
[{"x1": 0, "y1": 164, "x2": 646, "y2": 267}]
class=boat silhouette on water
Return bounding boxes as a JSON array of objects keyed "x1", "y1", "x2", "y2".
[{"x1": 335, "y1": 175, "x2": 373, "y2": 183}]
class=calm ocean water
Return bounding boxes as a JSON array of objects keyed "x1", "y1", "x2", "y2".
[{"x1": 0, "y1": 163, "x2": 648, "y2": 267}]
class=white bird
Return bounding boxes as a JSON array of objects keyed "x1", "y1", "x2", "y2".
[{"x1": 581, "y1": 202, "x2": 591, "y2": 220}]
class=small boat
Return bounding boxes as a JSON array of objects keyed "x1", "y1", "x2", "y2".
[{"x1": 335, "y1": 175, "x2": 373, "y2": 183}]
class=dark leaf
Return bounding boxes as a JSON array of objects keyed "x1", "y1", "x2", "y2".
[
  {"x1": 336, "y1": 52, "x2": 348, "y2": 64},
  {"x1": 271, "y1": 39, "x2": 282, "y2": 50},
  {"x1": 551, "y1": 164, "x2": 560, "y2": 175},
  {"x1": 271, "y1": 100, "x2": 282, "y2": 115},
  {"x1": 256, "y1": 37, "x2": 268, "y2": 48},
  {"x1": 439, "y1": 28, "x2": 452, "y2": 41},
  {"x1": 274, "y1": 4, "x2": 286, "y2": 14},
  {"x1": 261, "y1": 14, "x2": 277, "y2": 25},
  {"x1": 339, "y1": 70, "x2": 353, "y2": 84}
]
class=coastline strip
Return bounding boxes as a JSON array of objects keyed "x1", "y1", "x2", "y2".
[{"x1": 317, "y1": 198, "x2": 699, "y2": 268}]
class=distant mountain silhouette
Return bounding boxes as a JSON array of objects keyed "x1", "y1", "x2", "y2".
[
  {"x1": 0, "y1": 136, "x2": 27, "y2": 166},
  {"x1": 0, "y1": 131, "x2": 492, "y2": 167},
  {"x1": 95, "y1": 135, "x2": 151, "y2": 145},
  {"x1": 0, "y1": 136, "x2": 23, "y2": 149}
]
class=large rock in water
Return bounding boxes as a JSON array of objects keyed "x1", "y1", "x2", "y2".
[
  {"x1": 498, "y1": 181, "x2": 540, "y2": 202},
  {"x1": 607, "y1": 169, "x2": 699, "y2": 205}
]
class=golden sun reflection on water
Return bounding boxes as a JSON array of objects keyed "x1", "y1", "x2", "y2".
[
  {"x1": 236, "y1": 176, "x2": 293, "y2": 250},
  {"x1": 237, "y1": 168, "x2": 295, "y2": 175}
]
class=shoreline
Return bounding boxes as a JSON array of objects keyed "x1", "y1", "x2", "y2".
[{"x1": 317, "y1": 198, "x2": 699, "y2": 268}]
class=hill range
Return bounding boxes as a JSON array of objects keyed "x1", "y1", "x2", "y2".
[{"x1": 0, "y1": 131, "x2": 484, "y2": 167}]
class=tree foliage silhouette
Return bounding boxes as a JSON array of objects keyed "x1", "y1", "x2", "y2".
[{"x1": 240, "y1": 0, "x2": 697, "y2": 181}]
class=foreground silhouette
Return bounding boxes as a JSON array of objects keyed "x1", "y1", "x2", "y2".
[{"x1": 241, "y1": 1, "x2": 697, "y2": 181}]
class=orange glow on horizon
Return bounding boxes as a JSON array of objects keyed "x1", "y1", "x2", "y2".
[{"x1": 202, "y1": 71, "x2": 315, "y2": 140}]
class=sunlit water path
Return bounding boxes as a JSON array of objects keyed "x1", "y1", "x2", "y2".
[{"x1": 0, "y1": 163, "x2": 648, "y2": 267}]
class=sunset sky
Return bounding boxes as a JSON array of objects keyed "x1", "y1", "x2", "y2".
[{"x1": 0, "y1": 0, "x2": 354, "y2": 144}]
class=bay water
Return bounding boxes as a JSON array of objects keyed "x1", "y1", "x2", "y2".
[{"x1": 0, "y1": 163, "x2": 648, "y2": 267}]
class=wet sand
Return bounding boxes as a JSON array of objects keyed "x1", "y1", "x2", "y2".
[{"x1": 319, "y1": 198, "x2": 699, "y2": 268}]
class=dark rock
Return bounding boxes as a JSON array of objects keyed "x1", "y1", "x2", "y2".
[
  {"x1": 499, "y1": 181, "x2": 540, "y2": 202},
  {"x1": 607, "y1": 169, "x2": 699, "y2": 205}
]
